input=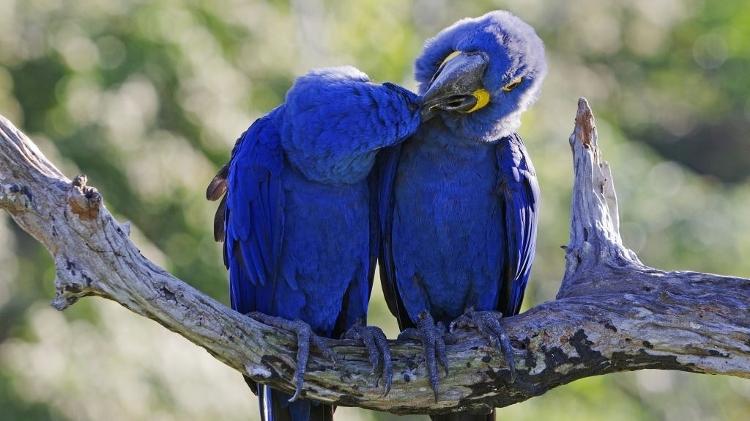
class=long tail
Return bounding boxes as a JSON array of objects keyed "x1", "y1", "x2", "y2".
[
  {"x1": 259, "y1": 385, "x2": 333, "y2": 421},
  {"x1": 430, "y1": 410, "x2": 495, "y2": 421}
]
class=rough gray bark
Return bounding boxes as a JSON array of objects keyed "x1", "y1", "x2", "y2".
[{"x1": 1, "y1": 99, "x2": 748, "y2": 415}]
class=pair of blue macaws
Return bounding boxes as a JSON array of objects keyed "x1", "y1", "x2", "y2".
[{"x1": 207, "y1": 10, "x2": 546, "y2": 421}]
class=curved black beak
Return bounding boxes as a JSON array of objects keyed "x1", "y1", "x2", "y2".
[{"x1": 421, "y1": 51, "x2": 489, "y2": 121}]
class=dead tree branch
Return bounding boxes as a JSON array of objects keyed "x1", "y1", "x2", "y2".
[{"x1": 1, "y1": 99, "x2": 748, "y2": 415}]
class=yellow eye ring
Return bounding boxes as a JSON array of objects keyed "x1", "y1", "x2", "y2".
[{"x1": 502, "y1": 76, "x2": 524, "y2": 92}]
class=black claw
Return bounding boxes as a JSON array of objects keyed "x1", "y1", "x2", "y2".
[
  {"x1": 249, "y1": 312, "x2": 336, "y2": 402},
  {"x1": 344, "y1": 321, "x2": 393, "y2": 396}
]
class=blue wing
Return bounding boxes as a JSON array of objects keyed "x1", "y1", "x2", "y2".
[
  {"x1": 222, "y1": 109, "x2": 285, "y2": 315},
  {"x1": 496, "y1": 134, "x2": 540, "y2": 316},
  {"x1": 373, "y1": 144, "x2": 414, "y2": 329}
]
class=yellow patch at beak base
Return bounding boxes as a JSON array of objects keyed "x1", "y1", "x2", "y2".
[{"x1": 467, "y1": 88, "x2": 490, "y2": 113}]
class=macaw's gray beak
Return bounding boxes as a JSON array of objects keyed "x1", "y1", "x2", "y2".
[{"x1": 420, "y1": 51, "x2": 489, "y2": 121}]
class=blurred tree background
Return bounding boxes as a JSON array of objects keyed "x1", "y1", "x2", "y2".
[{"x1": 1, "y1": 0, "x2": 749, "y2": 420}]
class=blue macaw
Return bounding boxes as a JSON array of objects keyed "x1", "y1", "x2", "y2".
[
  {"x1": 207, "y1": 66, "x2": 421, "y2": 421},
  {"x1": 376, "y1": 11, "x2": 546, "y2": 420}
]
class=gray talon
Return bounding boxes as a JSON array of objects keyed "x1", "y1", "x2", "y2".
[
  {"x1": 450, "y1": 308, "x2": 517, "y2": 383},
  {"x1": 344, "y1": 320, "x2": 393, "y2": 396},
  {"x1": 249, "y1": 312, "x2": 336, "y2": 402},
  {"x1": 373, "y1": 328, "x2": 393, "y2": 396},
  {"x1": 411, "y1": 311, "x2": 448, "y2": 401},
  {"x1": 312, "y1": 336, "x2": 338, "y2": 366}
]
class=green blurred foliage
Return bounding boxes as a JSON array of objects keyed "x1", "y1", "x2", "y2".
[{"x1": 1, "y1": 0, "x2": 749, "y2": 420}]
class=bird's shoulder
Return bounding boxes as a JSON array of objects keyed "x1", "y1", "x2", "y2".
[{"x1": 495, "y1": 133, "x2": 535, "y2": 174}]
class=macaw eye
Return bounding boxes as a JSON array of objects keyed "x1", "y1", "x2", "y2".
[{"x1": 502, "y1": 76, "x2": 524, "y2": 92}]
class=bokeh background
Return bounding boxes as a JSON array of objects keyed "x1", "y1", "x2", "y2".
[{"x1": 1, "y1": 0, "x2": 749, "y2": 420}]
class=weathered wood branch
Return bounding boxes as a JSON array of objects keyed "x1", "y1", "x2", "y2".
[{"x1": 1, "y1": 99, "x2": 748, "y2": 415}]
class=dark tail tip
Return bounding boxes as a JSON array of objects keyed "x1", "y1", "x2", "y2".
[{"x1": 206, "y1": 164, "x2": 229, "y2": 201}]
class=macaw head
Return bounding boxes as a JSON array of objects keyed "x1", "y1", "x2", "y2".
[{"x1": 416, "y1": 11, "x2": 546, "y2": 141}]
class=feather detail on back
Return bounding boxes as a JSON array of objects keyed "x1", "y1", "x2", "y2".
[{"x1": 496, "y1": 134, "x2": 539, "y2": 315}]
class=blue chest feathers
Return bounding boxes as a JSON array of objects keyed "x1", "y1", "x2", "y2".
[
  {"x1": 273, "y1": 165, "x2": 371, "y2": 336},
  {"x1": 392, "y1": 123, "x2": 505, "y2": 323}
]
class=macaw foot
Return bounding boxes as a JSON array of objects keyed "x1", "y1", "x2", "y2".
[
  {"x1": 343, "y1": 320, "x2": 393, "y2": 396},
  {"x1": 398, "y1": 311, "x2": 449, "y2": 401},
  {"x1": 450, "y1": 308, "x2": 516, "y2": 383},
  {"x1": 249, "y1": 312, "x2": 337, "y2": 402}
]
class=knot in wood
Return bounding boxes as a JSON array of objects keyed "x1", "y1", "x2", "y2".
[{"x1": 68, "y1": 175, "x2": 101, "y2": 220}]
